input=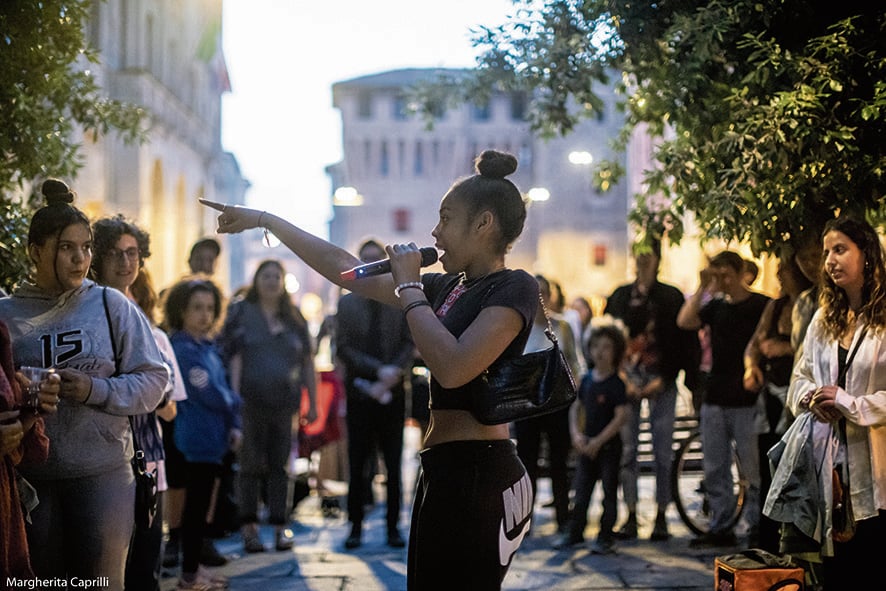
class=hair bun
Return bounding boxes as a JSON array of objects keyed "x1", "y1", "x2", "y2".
[
  {"x1": 42, "y1": 178, "x2": 75, "y2": 206},
  {"x1": 475, "y1": 150, "x2": 518, "y2": 180}
]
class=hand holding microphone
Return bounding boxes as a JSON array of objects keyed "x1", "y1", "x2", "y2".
[{"x1": 340, "y1": 246, "x2": 438, "y2": 280}]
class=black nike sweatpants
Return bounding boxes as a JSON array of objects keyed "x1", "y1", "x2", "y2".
[{"x1": 407, "y1": 439, "x2": 531, "y2": 590}]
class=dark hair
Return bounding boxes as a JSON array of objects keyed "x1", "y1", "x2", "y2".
[
  {"x1": 131, "y1": 269, "x2": 159, "y2": 325},
  {"x1": 709, "y1": 250, "x2": 745, "y2": 274},
  {"x1": 358, "y1": 238, "x2": 385, "y2": 262},
  {"x1": 743, "y1": 259, "x2": 759, "y2": 284},
  {"x1": 819, "y1": 216, "x2": 886, "y2": 336},
  {"x1": 28, "y1": 179, "x2": 91, "y2": 248},
  {"x1": 588, "y1": 324, "x2": 627, "y2": 365},
  {"x1": 162, "y1": 277, "x2": 224, "y2": 334},
  {"x1": 90, "y1": 215, "x2": 151, "y2": 279},
  {"x1": 534, "y1": 274, "x2": 550, "y2": 297},
  {"x1": 445, "y1": 150, "x2": 526, "y2": 254},
  {"x1": 189, "y1": 237, "x2": 220, "y2": 259},
  {"x1": 244, "y1": 259, "x2": 311, "y2": 341}
]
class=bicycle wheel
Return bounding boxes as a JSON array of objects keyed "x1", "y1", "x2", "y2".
[{"x1": 671, "y1": 429, "x2": 746, "y2": 536}]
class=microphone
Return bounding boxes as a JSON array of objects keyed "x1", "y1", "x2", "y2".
[{"x1": 340, "y1": 247, "x2": 438, "y2": 280}]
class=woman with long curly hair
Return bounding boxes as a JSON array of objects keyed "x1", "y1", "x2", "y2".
[{"x1": 784, "y1": 215, "x2": 886, "y2": 589}]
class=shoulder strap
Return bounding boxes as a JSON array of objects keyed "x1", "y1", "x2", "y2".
[
  {"x1": 101, "y1": 287, "x2": 119, "y2": 375},
  {"x1": 837, "y1": 325, "x2": 868, "y2": 386},
  {"x1": 538, "y1": 293, "x2": 558, "y2": 346},
  {"x1": 101, "y1": 288, "x2": 141, "y2": 452}
]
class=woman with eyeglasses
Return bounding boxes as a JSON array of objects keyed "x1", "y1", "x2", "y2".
[
  {"x1": 91, "y1": 215, "x2": 188, "y2": 591},
  {"x1": 0, "y1": 180, "x2": 167, "y2": 588}
]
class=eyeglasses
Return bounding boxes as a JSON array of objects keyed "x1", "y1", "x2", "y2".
[{"x1": 106, "y1": 247, "x2": 140, "y2": 262}]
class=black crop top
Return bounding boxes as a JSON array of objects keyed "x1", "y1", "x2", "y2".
[{"x1": 422, "y1": 268, "x2": 538, "y2": 412}]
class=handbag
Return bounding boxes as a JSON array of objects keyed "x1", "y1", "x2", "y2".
[
  {"x1": 831, "y1": 460, "x2": 854, "y2": 542},
  {"x1": 715, "y1": 549, "x2": 804, "y2": 591},
  {"x1": 471, "y1": 294, "x2": 577, "y2": 425},
  {"x1": 129, "y1": 416, "x2": 159, "y2": 530}
]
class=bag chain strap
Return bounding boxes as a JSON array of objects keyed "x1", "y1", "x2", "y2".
[{"x1": 539, "y1": 293, "x2": 558, "y2": 346}]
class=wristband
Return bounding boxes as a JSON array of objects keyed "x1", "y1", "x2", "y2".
[
  {"x1": 403, "y1": 300, "x2": 431, "y2": 315},
  {"x1": 258, "y1": 211, "x2": 272, "y2": 246},
  {"x1": 394, "y1": 281, "x2": 424, "y2": 298}
]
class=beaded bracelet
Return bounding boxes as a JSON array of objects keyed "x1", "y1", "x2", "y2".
[
  {"x1": 394, "y1": 281, "x2": 424, "y2": 298},
  {"x1": 403, "y1": 300, "x2": 431, "y2": 315}
]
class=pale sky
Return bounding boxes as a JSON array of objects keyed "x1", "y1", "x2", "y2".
[{"x1": 221, "y1": 0, "x2": 516, "y2": 238}]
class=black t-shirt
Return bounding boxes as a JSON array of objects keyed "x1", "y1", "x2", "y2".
[
  {"x1": 579, "y1": 372, "x2": 628, "y2": 446},
  {"x1": 699, "y1": 292, "x2": 770, "y2": 407},
  {"x1": 422, "y1": 269, "x2": 538, "y2": 412}
]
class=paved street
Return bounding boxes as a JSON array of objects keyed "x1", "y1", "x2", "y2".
[{"x1": 161, "y1": 426, "x2": 731, "y2": 590}]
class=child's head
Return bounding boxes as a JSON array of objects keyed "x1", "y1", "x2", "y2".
[
  {"x1": 588, "y1": 324, "x2": 627, "y2": 371},
  {"x1": 162, "y1": 277, "x2": 224, "y2": 337}
]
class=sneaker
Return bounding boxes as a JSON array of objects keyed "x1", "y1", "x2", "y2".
[
  {"x1": 689, "y1": 530, "x2": 738, "y2": 549},
  {"x1": 275, "y1": 526, "x2": 294, "y2": 551},
  {"x1": 387, "y1": 527, "x2": 406, "y2": 548},
  {"x1": 649, "y1": 515, "x2": 671, "y2": 541},
  {"x1": 199, "y1": 538, "x2": 228, "y2": 567},
  {"x1": 177, "y1": 570, "x2": 228, "y2": 591},
  {"x1": 553, "y1": 533, "x2": 584, "y2": 550},
  {"x1": 590, "y1": 538, "x2": 616, "y2": 555},
  {"x1": 242, "y1": 523, "x2": 265, "y2": 553}
]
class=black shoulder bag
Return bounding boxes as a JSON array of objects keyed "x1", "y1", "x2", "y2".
[
  {"x1": 102, "y1": 287, "x2": 158, "y2": 529},
  {"x1": 471, "y1": 293, "x2": 578, "y2": 425}
]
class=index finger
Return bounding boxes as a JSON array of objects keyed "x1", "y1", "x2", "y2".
[{"x1": 199, "y1": 198, "x2": 226, "y2": 212}]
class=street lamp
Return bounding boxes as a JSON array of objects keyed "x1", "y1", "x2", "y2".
[
  {"x1": 527, "y1": 187, "x2": 550, "y2": 202},
  {"x1": 333, "y1": 186, "x2": 364, "y2": 207},
  {"x1": 568, "y1": 150, "x2": 593, "y2": 166}
]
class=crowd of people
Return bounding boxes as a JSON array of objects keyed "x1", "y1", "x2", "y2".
[{"x1": 1, "y1": 163, "x2": 883, "y2": 591}]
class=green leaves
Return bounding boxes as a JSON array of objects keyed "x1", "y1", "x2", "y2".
[
  {"x1": 458, "y1": 0, "x2": 886, "y2": 255},
  {"x1": 0, "y1": 0, "x2": 147, "y2": 292}
]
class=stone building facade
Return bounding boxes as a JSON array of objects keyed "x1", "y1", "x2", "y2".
[
  {"x1": 74, "y1": 0, "x2": 248, "y2": 293},
  {"x1": 326, "y1": 68, "x2": 638, "y2": 305}
]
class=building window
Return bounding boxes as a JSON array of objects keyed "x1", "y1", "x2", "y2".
[
  {"x1": 380, "y1": 141, "x2": 389, "y2": 176},
  {"x1": 358, "y1": 91, "x2": 372, "y2": 119},
  {"x1": 414, "y1": 142, "x2": 424, "y2": 176},
  {"x1": 393, "y1": 95, "x2": 409, "y2": 120},
  {"x1": 363, "y1": 139, "x2": 372, "y2": 173},
  {"x1": 593, "y1": 244, "x2": 607, "y2": 267},
  {"x1": 510, "y1": 92, "x2": 527, "y2": 121},
  {"x1": 393, "y1": 208, "x2": 411, "y2": 233},
  {"x1": 397, "y1": 139, "x2": 406, "y2": 177},
  {"x1": 471, "y1": 101, "x2": 491, "y2": 121}
]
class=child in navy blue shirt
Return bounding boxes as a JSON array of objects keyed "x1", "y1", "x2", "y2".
[
  {"x1": 164, "y1": 278, "x2": 242, "y2": 590},
  {"x1": 556, "y1": 324, "x2": 629, "y2": 554}
]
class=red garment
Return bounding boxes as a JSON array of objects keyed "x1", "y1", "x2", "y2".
[
  {"x1": 0, "y1": 320, "x2": 49, "y2": 578},
  {"x1": 298, "y1": 370, "x2": 344, "y2": 457}
]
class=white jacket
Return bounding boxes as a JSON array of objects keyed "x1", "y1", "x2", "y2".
[{"x1": 787, "y1": 309, "x2": 886, "y2": 523}]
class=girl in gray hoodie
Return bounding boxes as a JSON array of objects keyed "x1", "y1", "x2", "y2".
[{"x1": 0, "y1": 180, "x2": 167, "y2": 589}]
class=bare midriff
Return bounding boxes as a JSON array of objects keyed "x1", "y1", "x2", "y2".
[{"x1": 421, "y1": 409, "x2": 511, "y2": 448}]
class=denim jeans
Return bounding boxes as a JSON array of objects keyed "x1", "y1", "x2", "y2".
[
  {"x1": 700, "y1": 402, "x2": 760, "y2": 533},
  {"x1": 619, "y1": 380, "x2": 678, "y2": 510},
  {"x1": 27, "y1": 462, "x2": 135, "y2": 590}
]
